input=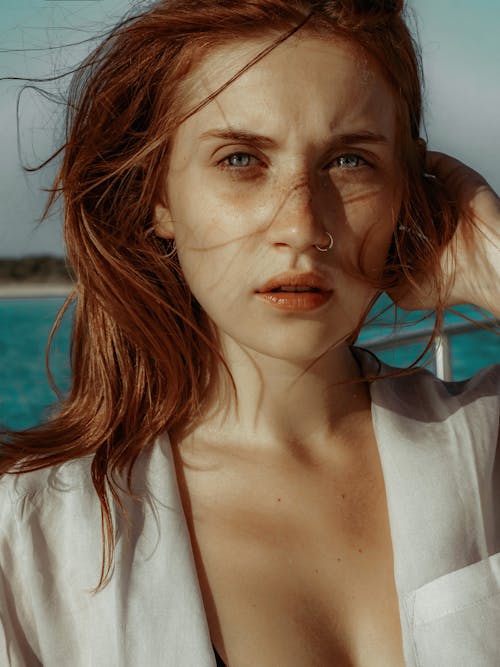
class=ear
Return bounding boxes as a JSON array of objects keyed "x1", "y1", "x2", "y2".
[{"x1": 154, "y1": 203, "x2": 175, "y2": 239}]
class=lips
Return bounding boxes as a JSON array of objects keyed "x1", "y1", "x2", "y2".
[
  {"x1": 256, "y1": 271, "x2": 332, "y2": 294},
  {"x1": 256, "y1": 272, "x2": 332, "y2": 312}
]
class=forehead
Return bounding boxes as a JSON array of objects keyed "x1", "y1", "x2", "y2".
[{"x1": 175, "y1": 33, "x2": 396, "y2": 145}]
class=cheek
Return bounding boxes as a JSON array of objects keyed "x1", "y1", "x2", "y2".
[
  {"x1": 173, "y1": 210, "x2": 252, "y2": 307},
  {"x1": 169, "y1": 180, "x2": 265, "y2": 248},
  {"x1": 165, "y1": 172, "x2": 262, "y2": 307},
  {"x1": 337, "y1": 182, "x2": 399, "y2": 273}
]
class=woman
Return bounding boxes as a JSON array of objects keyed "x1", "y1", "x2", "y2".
[{"x1": 1, "y1": 1, "x2": 499, "y2": 665}]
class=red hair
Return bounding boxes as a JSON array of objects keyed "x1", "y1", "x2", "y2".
[{"x1": 1, "y1": 0, "x2": 464, "y2": 590}]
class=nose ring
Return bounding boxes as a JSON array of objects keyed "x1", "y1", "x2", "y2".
[{"x1": 314, "y1": 231, "x2": 334, "y2": 252}]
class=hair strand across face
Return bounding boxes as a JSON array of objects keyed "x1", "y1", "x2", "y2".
[{"x1": 1, "y1": 0, "x2": 474, "y2": 591}]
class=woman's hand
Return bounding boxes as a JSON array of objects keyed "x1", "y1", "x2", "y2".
[{"x1": 390, "y1": 151, "x2": 500, "y2": 318}]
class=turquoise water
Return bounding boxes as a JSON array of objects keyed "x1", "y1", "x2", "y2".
[
  {"x1": 1, "y1": 295, "x2": 498, "y2": 430},
  {"x1": 1, "y1": 298, "x2": 72, "y2": 430}
]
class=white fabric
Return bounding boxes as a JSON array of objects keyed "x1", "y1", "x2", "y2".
[{"x1": 0, "y1": 347, "x2": 499, "y2": 666}]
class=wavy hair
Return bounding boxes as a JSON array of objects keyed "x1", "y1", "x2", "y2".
[{"x1": 1, "y1": 0, "x2": 465, "y2": 590}]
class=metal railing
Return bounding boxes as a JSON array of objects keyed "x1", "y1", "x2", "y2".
[{"x1": 360, "y1": 318, "x2": 499, "y2": 381}]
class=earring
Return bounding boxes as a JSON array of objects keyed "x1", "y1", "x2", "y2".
[
  {"x1": 314, "y1": 231, "x2": 334, "y2": 252},
  {"x1": 165, "y1": 240, "x2": 177, "y2": 258}
]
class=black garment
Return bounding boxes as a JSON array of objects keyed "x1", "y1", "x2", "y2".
[{"x1": 213, "y1": 644, "x2": 227, "y2": 667}]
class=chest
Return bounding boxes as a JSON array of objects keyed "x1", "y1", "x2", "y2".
[
  {"x1": 174, "y1": 438, "x2": 406, "y2": 667},
  {"x1": 204, "y1": 521, "x2": 405, "y2": 666}
]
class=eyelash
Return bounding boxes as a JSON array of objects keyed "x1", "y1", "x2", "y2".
[
  {"x1": 217, "y1": 151, "x2": 369, "y2": 173},
  {"x1": 330, "y1": 154, "x2": 368, "y2": 169},
  {"x1": 219, "y1": 152, "x2": 261, "y2": 170}
]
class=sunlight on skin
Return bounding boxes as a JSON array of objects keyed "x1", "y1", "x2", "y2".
[
  {"x1": 390, "y1": 150, "x2": 500, "y2": 316},
  {"x1": 155, "y1": 34, "x2": 403, "y2": 451}
]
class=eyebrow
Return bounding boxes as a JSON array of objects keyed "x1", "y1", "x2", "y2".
[
  {"x1": 199, "y1": 128, "x2": 278, "y2": 148},
  {"x1": 198, "y1": 128, "x2": 390, "y2": 148},
  {"x1": 334, "y1": 131, "x2": 390, "y2": 145}
]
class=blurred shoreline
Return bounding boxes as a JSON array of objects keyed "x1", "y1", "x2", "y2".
[
  {"x1": 0, "y1": 283, "x2": 72, "y2": 298},
  {"x1": 0, "y1": 256, "x2": 73, "y2": 298}
]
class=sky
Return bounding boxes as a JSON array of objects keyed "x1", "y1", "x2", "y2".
[{"x1": 1, "y1": 0, "x2": 499, "y2": 257}]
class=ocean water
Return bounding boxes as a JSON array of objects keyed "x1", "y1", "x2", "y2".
[{"x1": 0, "y1": 295, "x2": 498, "y2": 430}]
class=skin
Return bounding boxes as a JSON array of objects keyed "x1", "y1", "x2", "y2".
[
  {"x1": 154, "y1": 32, "x2": 500, "y2": 667},
  {"x1": 391, "y1": 151, "x2": 500, "y2": 316},
  {"x1": 156, "y1": 33, "x2": 403, "y2": 450}
]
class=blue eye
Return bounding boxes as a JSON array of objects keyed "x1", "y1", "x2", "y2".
[
  {"x1": 333, "y1": 154, "x2": 366, "y2": 168},
  {"x1": 222, "y1": 152, "x2": 257, "y2": 168}
]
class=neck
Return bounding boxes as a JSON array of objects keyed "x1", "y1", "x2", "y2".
[{"x1": 184, "y1": 338, "x2": 371, "y2": 456}]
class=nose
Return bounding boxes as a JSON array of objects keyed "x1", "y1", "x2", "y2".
[{"x1": 265, "y1": 178, "x2": 330, "y2": 253}]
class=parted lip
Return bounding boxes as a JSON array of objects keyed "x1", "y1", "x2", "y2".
[{"x1": 256, "y1": 271, "x2": 332, "y2": 293}]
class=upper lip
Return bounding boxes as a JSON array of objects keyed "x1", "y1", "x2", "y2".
[{"x1": 256, "y1": 271, "x2": 332, "y2": 293}]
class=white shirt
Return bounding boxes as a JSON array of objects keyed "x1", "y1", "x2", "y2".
[{"x1": 1, "y1": 347, "x2": 499, "y2": 666}]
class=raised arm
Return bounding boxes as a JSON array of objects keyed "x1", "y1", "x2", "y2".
[
  {"x1": 429, "y1": 151, "x2": 499, "y2": 317},
  {"x1": 392, "y1": 150, "x2": 500, "y2": 319}
]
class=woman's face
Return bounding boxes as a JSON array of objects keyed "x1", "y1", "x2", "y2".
[{"x1": 156, "y1": 33, "x2": 402, "y2": 362}]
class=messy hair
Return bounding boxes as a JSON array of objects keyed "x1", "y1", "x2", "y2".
[{"x1": 1, "y1": 0, "x2": 463, "y2": 590}]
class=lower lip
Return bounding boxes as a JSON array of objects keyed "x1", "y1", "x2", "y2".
[{"x1": 256, "y1": 291, "x2": 332, "y2": 311}]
